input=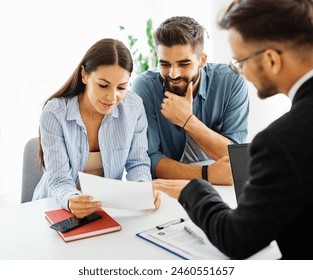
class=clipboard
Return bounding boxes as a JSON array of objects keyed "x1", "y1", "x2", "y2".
[{"x1": 136, "y1": 217, "x2": 282, "y2": 260}]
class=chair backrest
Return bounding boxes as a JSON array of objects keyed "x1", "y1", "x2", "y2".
[{"x1": 21, "y1": 137, "x2": 43, "y2": 203}]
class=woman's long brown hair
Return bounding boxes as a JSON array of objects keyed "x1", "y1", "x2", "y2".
[{"x1": 39, "y1": 38, "x2": 133, "y2": 169}]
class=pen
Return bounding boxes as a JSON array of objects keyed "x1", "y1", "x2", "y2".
[
  {"x1": 156, "y1": 218, "x2": 185, "y2": 230},
  {"x1": 184, "y1": 225, "x2": 206, "y2": 244}
]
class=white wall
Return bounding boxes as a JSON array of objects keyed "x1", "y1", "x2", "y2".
[
  {"x1": 0, "y1": 0, "x2": 291, "y2": 200},
  {"x1": 0, "y1": 0, "x2": 211, "y2": 198}
]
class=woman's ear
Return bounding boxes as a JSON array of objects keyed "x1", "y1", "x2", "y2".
[{"x1": 81, "y1": 65, "x2": 87, "y2": 84}]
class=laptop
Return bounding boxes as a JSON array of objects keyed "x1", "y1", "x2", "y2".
[{"x1": 227, "y1": 143, "x2": 250, "y2": 201}]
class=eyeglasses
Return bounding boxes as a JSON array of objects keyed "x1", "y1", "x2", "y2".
[{"x1": 229, "y1": 49, "x2": 282, "y2": 74}]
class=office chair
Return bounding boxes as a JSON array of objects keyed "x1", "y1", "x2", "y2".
[{"x1": 21, "y1": 137, "x2": 43, "y2": 203}]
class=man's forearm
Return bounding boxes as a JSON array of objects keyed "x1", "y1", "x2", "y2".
[
  {"x1": 155, "y1": 157, "x2": 202, "y2": 179},
  {"x1": 155, "y1": 157, "x2": 233, "y2": 186},
  {"x1": 184, "y1": 115, "x2": 230, "y2": 160}
]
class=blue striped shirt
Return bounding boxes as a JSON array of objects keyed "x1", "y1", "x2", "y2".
[{"x1": 32, "y1": 91, "x2": 151, "y2": 209}]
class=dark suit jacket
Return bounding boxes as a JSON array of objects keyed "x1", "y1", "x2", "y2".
[{"x1": 179, "y1": 76, "x2": 313, "y2": 259}]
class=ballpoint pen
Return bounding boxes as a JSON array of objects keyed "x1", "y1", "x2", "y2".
[
  {"x1": 184, "y1": 225, "x2": 206, "y2": 244},
  {"x1": 156, "y1": 218, "x2": 185, "y2": 230}
]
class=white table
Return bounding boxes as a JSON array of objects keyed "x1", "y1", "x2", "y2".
[{"x1": 0, "y1": 185, "x2": 278, "y2": 259}]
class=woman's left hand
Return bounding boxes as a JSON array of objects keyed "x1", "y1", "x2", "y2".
[{"x1": 150, "y1": 190, "x2": 161, "y2": 212}]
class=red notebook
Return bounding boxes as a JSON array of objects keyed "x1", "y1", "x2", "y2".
[{"x1": 45, "y1": 208, "x2": 121, "y2": 242}]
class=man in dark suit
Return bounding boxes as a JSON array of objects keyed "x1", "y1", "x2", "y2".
[{"x1": 153, "y1": 0, "x2": 313, "y2": 259}]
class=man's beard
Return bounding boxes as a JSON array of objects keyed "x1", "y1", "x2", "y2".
[
  {"x1": 164, "y1": 71, "x2": 200, "y2": 96},
  {"x1": 256, "y1": 66, "x2": 279, "y2": 99}
]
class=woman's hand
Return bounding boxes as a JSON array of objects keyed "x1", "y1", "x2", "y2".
[
  {"x1": 68, "y1": 195, "x2": 102, "y2": 218},
  {"x1": 150, "y1": 190, "x2": 161, "y2": 212}
]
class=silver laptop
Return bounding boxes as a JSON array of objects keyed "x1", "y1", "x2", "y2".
[{"x1": 227, "y1": 143, "x2": 250, "y2": 201}]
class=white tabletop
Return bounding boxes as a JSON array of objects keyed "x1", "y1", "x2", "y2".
[
  {"x1": 0, "y1": 185, "x2": 239, "y2": 260},
  {"x1": 0, "y1": 185, "x2": 281, "y2": 260}
]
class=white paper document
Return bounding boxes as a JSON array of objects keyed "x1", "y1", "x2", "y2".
[{"x1": 78, "y1": 172, "x2": 154, "y2": 210}]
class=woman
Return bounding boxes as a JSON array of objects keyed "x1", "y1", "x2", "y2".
[{"x1": 33, "y1": 38, "x2": 158, "y2": 217}]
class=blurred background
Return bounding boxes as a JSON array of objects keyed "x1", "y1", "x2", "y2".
[{"x1": 0, "y1": 0, "x2": 291, "y2": 206}]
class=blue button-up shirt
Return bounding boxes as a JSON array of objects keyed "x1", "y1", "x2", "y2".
[
  {"x1": 32, "y1": 91, "x2": 151, "y2": 209},
  {"x1": 132, "y1": 63, "x2": 249, "y2": 178}
]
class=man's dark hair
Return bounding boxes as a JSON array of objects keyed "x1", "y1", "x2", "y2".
[
  {"x1": 218, "y1": 0, "x2": 313, "y2": 46},
  {"x1": 153, "y1": 16, "x2": 204, "y2": 52}
]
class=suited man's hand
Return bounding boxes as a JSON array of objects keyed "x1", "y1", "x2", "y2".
[{"x1": 153, "y1": 179, "x2": 190, "y2": 199}]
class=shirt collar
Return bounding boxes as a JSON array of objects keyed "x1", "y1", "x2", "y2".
[
  {"x1": 66, "y1": 95, "x2": 119, "y2": 125},
  {"x1": 288, "y1": 68, "x2": 313, "y2": 101},
  {"x1": 66, "y1": 96, "x2": 82, "y2": 123}
]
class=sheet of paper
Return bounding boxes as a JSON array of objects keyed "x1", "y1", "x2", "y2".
[
  {"x1": 149, "y1": 219, "x2": 225, "y2": 259},
  {"x1": 78, "y1": 172, "x2": 154, "y2": 210},
  {"x1": 138, "y1": 217, "x2": 282, "y2": 260}
]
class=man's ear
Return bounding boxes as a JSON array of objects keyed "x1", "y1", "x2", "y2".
[
  {"x1": 199, "y1": 53, "x2": 207, "y2": 68},
  {"x1": 265, "y1": 49, "x2": 282, "y2": 75}
]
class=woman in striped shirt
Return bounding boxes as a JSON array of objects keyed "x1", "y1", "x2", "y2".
[{"x1": 32, "y1": 38, "x2": 159, "y2": 218}]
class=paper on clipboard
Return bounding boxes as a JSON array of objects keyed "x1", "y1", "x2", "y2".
[
  {"x1": 137, "y1": 217, "x2": 282, "y2": 260},
  {"x1": 78, "y1": 172, "x2": 154, "y2": 210},
  {"x1": 137, "y1": 217, "x2": 225, "y2": 259}
]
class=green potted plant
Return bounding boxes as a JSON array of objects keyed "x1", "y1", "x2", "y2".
[{"x1": 119, "y1": 18, "x2": 158, "y2": 75}]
